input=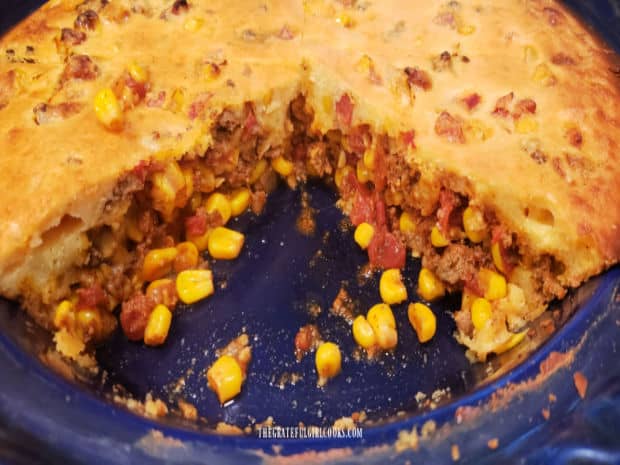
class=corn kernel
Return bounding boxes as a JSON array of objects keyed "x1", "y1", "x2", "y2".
[
  {"x1": 127, "y1": 61, "x2": 148, "y2": 84},
  {"x1": 491, "y1": 242, "x2": 506, "y2": 273},
  {"x1": 229, "y1": 188, "x2": 251, "y2": 216},
  {"x1": 379, "y1": 269, "x2": 408, "y2": 305},
  {"x1": 494, "y1": 331, "x2": 527, "y2": 354},
  {"x1": 334, "y1": 165, "x2": 354, "y2": 189},
  {"x1": 356, "y1": 160, "x2": 372, "y2": 183},
  {"x1": 471, "y1": 297, "x2": 492, "y2": 330},
  {"x1": 430, "y1": 226, "x2": 449, "y2": 248},
  {"x1": 362, "y1": 148, "x2": 375, "y2": 170},
  {"x1": 355, "y1": 54, "x2": 373, "y2": 74},
  {"x1": 184, "y1": 17, "x2": 204, "y2": 31},
  {"x1": 205, "y1": 192, "x2": 232, "y2": 225},
  {"x1": 315, "y1": 342, "x2": 342, "y2": 384},
  {"x1": 187, "y1": 228, "x2": 211, "y2": 252},
  {"x1": 532, "y1": 63, "x2": 556, "y2": 86},
  {"x1": 457, "y1": 24, "x2": 476, "y2": 35},
  {"x1": 176, "y1": 269, "x2": 214, "y2": 304},
  {"x1": 93, "y1": 88, "x2": 123, "y2": 130},
  {"x1": 464, "y1": 119, "x2": 494, "y2": 142},
  {"x1": 271, "y1": 156, "x2": 294, "y2": 177},
  {"x1": 142, "y1": 247, "x2": 179, "y2": 281},
  {"x1": 76, "y1": 308, "x2": 102, "y2": 340},
  {"x1": 367, "y1": 303, "x2": 398, "y2": 350},
  {"x1": 462, "y1": 206, "x2": 486, "y2": 243},
  {"x1": 522, "y1": 46, "x2": 537, "y2": 65},
  {"x1": 181, "y1": 168, "x2": 195, "y2": 200},
  {"x1": 407, "y1": 302, "x2": 437, "y2": 343},
  {"x1": 352, "y1": 315, "x2": 376, "y2": 349},
  {"x1": 144, "y1": 304, "x2": 172, "y2": 346},
  {"x1": 354, "y1": 222, "x2": 374, "y2": 249},
  {"x1": 250, "y1": 159, "x2": 268, "y2": 184},
  {"x1": 126, "y1": 214, "x2": 144, "y2": 243},
  {"x1": 515, "y1": 115, "x2": 539, "y2": 134},
  {"x1": 146, "y1": 279, "x2": 177, "y2": 308},
  {"x1": 207, "y1": 354, "x2": 243, "y2": 403},
  {"x1": 54, "y1": 300, "x2": 74, "y2": 329},
  {"x1": 479, "y1": 268, "x2": 507, "y2": 301},
  {"x1": 335, "y1": 13, "x2": 354, "y2": 28},
  {"x1": 151, "y1": 161, "x2": 186, "y2": 219},
  {"x1": 399, "y1": 211, "x2": 416, "y2": 234},
  {"x1": 208, "y1": 227, "x2": 245, "y2": 260},
  {"x1": 417, "y1": 268, "x2": 446, "y2": 301},
  {"x1": 203, "y1": 62, "x2": 221, "y2": 82},
  {"x1": 174, "y1": 241, "x2": 199, "y2": 272},
  {"x1": 169, "y1": 87, "x2": 185, "y2": 113}
]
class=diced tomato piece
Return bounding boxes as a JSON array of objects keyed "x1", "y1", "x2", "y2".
[
  {"x1": 437, "y1": 190, "x2": 457, "y2": 233},
  {"x1": 76, "y1": 283, "x2": 108, "y2": 310},
  {"x1": 336, "y1": 93, "x2": 354, "y2": 128},
  {"x1": 368, "y1": 230, "x2": 406, "y2": 269},
  {"x1": 350, "y1": 188, "x2": 375, "y2": 226},
  {"x1": 185, "y1": 210, "x2": 208, "y2": 236},
  {"x1": 401, "y1": 130, "x2": 416, "y2": 149}
]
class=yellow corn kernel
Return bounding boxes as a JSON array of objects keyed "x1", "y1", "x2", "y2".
[
  {"x1": 379, "y1": 269, "x2": 408, "y2": 305},
  {"x1": 176, "y1": 269, "x2": 214, "y2": 304},
  {"x1": 229, "y1": 188, "x2": 251, "y2": 216},
  {"x1": 336, "y1": 150, "x2": 347, "y2": 169},
  {"x1": 181, "y1": 168, "x2": 195, "y2": 200},
  {"x1": 151, "y1": 161, "x2": 186, "y2": 218},
  {"x1": 471, "y1": 297, "x2": 492, "y2": 330},
  {"x1": 399, "y1": 211, "x2": 416, "y2": 234},
  {"x1": 207, "y1": 354, "x2": 243, "y2": 404},
  {"x1": 93, "y1": 88, "x2": 123, "y2": 130},
  {"x1": 430, "y1": 226, "x2": 449, "y2": 248},
  {"x1": 457, "y1": 24, "x2": 476, "y2": 35},
  {"x1": 515, "y1": 116, "x2": 539, "y2": 134},
  {"x1": 354, "y1": 222, "x2": 374, "y2": 249},
  {"x1": 407, "y1": 302, "x2": 437, "y2": 343},
  {"x1": 208, "y1": 227, "x2": 245, "y2": 260},
  {"x1": 462, "y1": 206, "x2": 486, "y2": 243},
  {"x1": 315, "y1": 342, "x2": 342, "y2": 384},
  {"x1": 127, "y1": 61, "x2": 148, "y2": 84},
  {"x1": 494, "y1": 331, "x2": 527, "y2": 354},
  {"x1": 367, "y1": 303, "x2": 398, "y2": 350},
  {"x1": 203, "y1": 62, "x2": 221, "y2": 82},
  {"x1": 356, "y1": 160, "x2": 372, "y2": 183},
  {"x1": 146, "y1": 279, "x2": 177, "y2": 308},
  {"x1": 174, "y1": 241, "x2": 199, "y2": 272},
  {"x1": 271, "y1": 156, "x2": 294, "y2": 177},
  {"x1": 362, "y1": 148, "x2": 375, "y2": 170},
  {"x1": 334, "y1": 165, "x2": 354, "y2": 189},
  {"x1": 205, "y1": 192, "x2": 232, "y2": 225},
  {"x1": 352, "y1": 315, "x2": 376, "y2": 349},
  {"x1": 523, "y1": 45, "x2": 539, "y2": 63},
  {"x1": 144, "y1": 304, "x2": 172, "y2": 346},
  {"x1": 142, "y1": 247, "x2": 179, "y2": 281},
  {"x1": 491, "y1": 242, "x2": 506, "y2": 273},
  {"x1": 464, "y1": 119, "x2": 494, "y2": 142},
  {"x1": 126, "y1": 214, "x2": 144, "y2": 243},
  {"x1": 249, "y1": 159, "x2": 268, "y2": 184},
  {"x1": 169, "y1": 87, "x2": 185, "y2": 113},
  {"x1": 335, "y1": 13, "x2": 354, "y2": 28},
  {"x1": 532, "y1": 63, "x2": 556, "y2": 86},
  {"x1": 184, "y1": 17, "x2": 204, "y2": 31},
  {"x1": 479, "y1": 268, "x2": 507, "y2": 301},
  {"x1": 187, "y1": 228, "x2": 211, "y2": 252},
  {"x1": 76, "y1": 308, "x2": 102, "y2": 340},
  {"x1": 417, "y1": 268, "x2": 446, "y2": 302},
  {"x1": 54, "y1": 300, "x2": 74, "y2": 329},
  {"x1": 355, "y1": 54, "x2": 373, "y2": 74}
]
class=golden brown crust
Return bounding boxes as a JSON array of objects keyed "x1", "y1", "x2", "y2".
[{"x1": 1, "y1": 0, "x2": 619, "y2": 312}]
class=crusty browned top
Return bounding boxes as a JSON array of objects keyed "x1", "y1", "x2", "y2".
[{"x1": 1, "y1": 0, "x2": 620, "y2": 289}]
